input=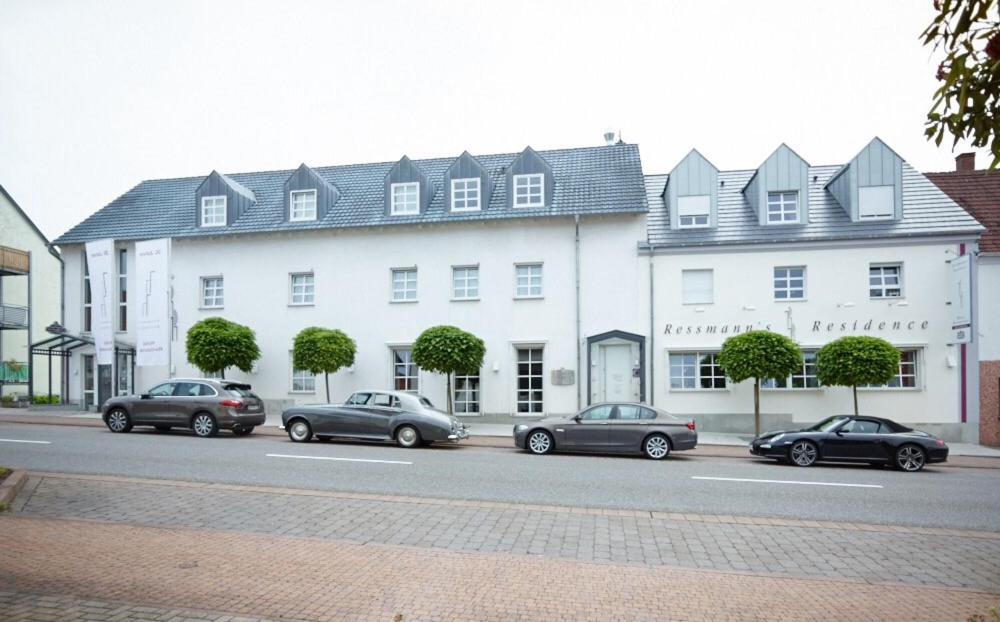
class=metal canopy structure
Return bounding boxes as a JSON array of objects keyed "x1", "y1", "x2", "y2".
[{"x1": 29, "y1": 327, "x2": 135, "y2": 405}]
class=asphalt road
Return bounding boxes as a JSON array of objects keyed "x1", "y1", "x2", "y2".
[{"x1": 2, "y1": 421, "x2": 998, "y2": 531}]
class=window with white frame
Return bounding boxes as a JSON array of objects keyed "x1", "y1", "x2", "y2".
[
  {"x1": 290, "y1": 273, "x2": 315, "y2": 305},
  {"x1": 515, "y1": 264, "x2": 542, "y2": 297},
  {"x1": 681, "y1": 269, "x2": 713, "y2": 304},
  {"x1": 669, "y1": 352, "x2": 726, "y2": 389},
  {"x1": 452, "y1": 266, "x2": 479, "y2": 299},
  {"x1": 859, "y1": 185, "x2": 895, "y2": 220},
  {"x1": 391, "y1": 268, "x2": 417, "y2": 301},
  {"x1": 869, "y1": 264, "x2": 902, "y2": 298},
  {"x1": 390, "y1": 182, "x2": 419, "y2": 215},
  {"x1": 767, "y1": 191, "x2": 799, "y2": 224},
  {"x1": 290, "y1": 189, "x2": 317, "y2": 221},
  {"x1": 763, "y1": 351, "x2": 819, "y2": 389},
  {"x1": 392, "y1": 348, "x2": 419, "y2": 391},
  {"x1": 773, "y1": 266, "x2": 806, "y2": 300},
  {"x1": 677, "y1": 195, "x2": 711, "y2": 228},
  {"x1": 118, "y1": 248, "x2": 128, "y2": 331},
  {"x1": 201, "y1": 196, "x2": 226, "y2": 227},
  {"x1": 201, "y1": 276, "x2": 224, "y2": 308},
  {"x1": 451, "y1": 178, "x2": 481, "y2": 211},
  {"x1": 865, "y1": 349, "x2": 918, "y2": 388},
  {"x1": 290, "y1": 354, "x2": 316, "y2": 393},
  {"x1": 83, "y1": 252, "x2": 92, "y2": 332},
  {"x1": 454, "y1": 374, "x2": 480, "y2": 413},
  {"x1": 513, "y1": 174, "x2": 544, "y2": 208},
  {"x1": 516, "y1": 347, "x2": 543, "y2": 413}
]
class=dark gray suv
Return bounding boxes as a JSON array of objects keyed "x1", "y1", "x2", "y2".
[{"x1": 101, "y1": 379, "x2": 266, "y2": 437}]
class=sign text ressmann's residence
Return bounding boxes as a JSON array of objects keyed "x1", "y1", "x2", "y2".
[{"x1": 664, "y1": 319, "x2": 930, "y2": 335}]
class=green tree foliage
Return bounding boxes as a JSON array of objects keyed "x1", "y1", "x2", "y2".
[
  {"x1": 293, "y1": 327, "x2": 356, "y2": 403},
  {"x1": 412, "y1": 325, "x2": 486, "y2": 415},
  {"x1": 816, "y1": 336, "x2": 900, "y2": 416},
  {"x1": 922, "y1": 0, "x2": 1000, "y2": 167},
  {"x1": 185, "y1": 317, "x2": 260, "y2": 378},
  {"x1": 717, "y1": 331, "x2": 802, "y2": 435}
]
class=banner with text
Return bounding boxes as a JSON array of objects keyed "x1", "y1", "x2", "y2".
[
  {"x1": 85, "y1": 238, "x2": 116, "y2": 365},
  {"x1": 134, "y1": 238, "x2": 171, "y2": 366},
  {"x1": 950, "y1": 254, "x2": 972, "y2": 344}
]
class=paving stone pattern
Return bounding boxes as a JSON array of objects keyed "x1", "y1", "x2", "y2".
[
  {"x1": 17, "y1": 475, "x2": 1000, "y2": 592},
  {"x1": 0, "y1": 591, "x2": 277, "y2": 622}
]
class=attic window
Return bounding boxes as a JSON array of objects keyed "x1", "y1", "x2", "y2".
[
  {"x1": 290, "y1": 190, "x2": 317, "y2": 222},
  {"x1": 677, "y1": 195, "x2": 710, "y2": 228},
  {"x1": 767, "y1": 191, "x2": 799, "y2": 224},
  {"x1": 451, "y1": 178, "x2": 481, "y2": 211},
  {"x1": 201, "y1": 196, "x2": 226, "y2": 227},
  {"x1": 859, "y1": 186, "x2": 894, "y2": 221},
  {"x1": 513, "y1": 174, "x2": 544, "y2": 208},
  {"x1": 390, "y1": 182, "x2": 420, "y2": 215}
]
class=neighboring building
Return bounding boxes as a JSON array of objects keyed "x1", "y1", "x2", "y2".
[
  {"x1": 0, "y1": 184, "x2": 63, "y2": 401},
  {"x1": 928, "y1": 154, "x2": 1000, "y2": 446}
]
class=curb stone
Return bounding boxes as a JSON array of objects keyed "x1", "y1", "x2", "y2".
[{"x1": 0, "y1": 469, "x2": 27, "y2": 509}]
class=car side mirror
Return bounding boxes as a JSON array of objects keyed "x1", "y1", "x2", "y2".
[
  {"x1": 140, "y1": 394, "x2": 152, "y2": 400},
  {"x1": 572, "y1": 414, "x2": 582, "y2": 422},
  {"x1": 835, "y1": 428, "x2": 846, "y2": 435}
]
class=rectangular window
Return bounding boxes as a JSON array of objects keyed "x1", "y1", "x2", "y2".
[
  {"x1": 117, "y1": 248, "x2": 127, "y2": 331},
  {"x1": 83, "y1": 251, "x2": 92, "y2": 333},
  {"x1": 516, "y1": 347, "x2": 543, "y2": 413},
  {"x1": 290, "y1": 354, "x2": 316, "y2": 393},
  {"x1": 677, "y1": 195, "x2": 711, "y2": 228},
  {"x1": 390, "y1": 182, "x2": 420, "y2": 215},
  {"x1": 289, "y1": 273, "x2": 315, "y2": 305},
  {"x1": 201, "y1": 196, "x2": 227, "y2": 227},
  {"x1": 773, "y1": 266, "x2": 806, "y2": 300},
  {"x1": 451, "y1": 178, "x2": 481, "y2": 211},
  {"x1": 392, "y1": 348, "x2": 418, "y2": 391},
  {"x1": 201, "y1": 276, "x2": 224, "y2": 308},
  {"x1": 767, "y1": 191, "x2": 799, "y2": 224},
  {"x1": 452, "y1": 266, "x2": 479, "y2": 299},
  {"x1": 669, "y1": 352, "x2": 726, "y2": 389},
  {"x1": 391, "y1": 268, "x2": 417, "y2": 301},
  {"x1": 515, "y1": 264, "x2": 543, "y2": 297},
  {"x1": 869, "y1": 264, "x2": 902, "y2": 298},
  {"x1": 290, "y1": 189, "x2": 317, "y2": 221},
  {"x1": 763, "y1": 351, "x2": 819, "y2": 389},
  {"x1": 859, "y1": 185, "x2": 895, "y2": 220},
  {"x1": 681, "y1": 269, "x2": 713, "y2": 304},
  {"x1": 865, "y1": 349, "x2": 919, "y2": 388},
  {"x1": 454, "y1": 374, "x2": 480, "y2": 414},
  {"x1": 513, "y1": 174, "x2": 544, "y2": 208}
]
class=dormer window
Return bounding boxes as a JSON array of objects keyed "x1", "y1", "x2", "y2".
[
  {"x1": 767, "y1": 191, "x2": 799, "y2": 224},
  {"x1": 451, "y1": 178, "x2": 481, "y2": 212},
  {"x1": 390, "y1": 182, "x2": 420, "y2": 215},
  {"x1": 859, "y1": 186, "x2": 895, "y2": 220},
  {"x1": 290, "y1": 190, "x2": 317, "y2": 221},
  {"x1": 677, "y1": 195, "x2": 710, "y2": 228},
  {"x1": 201, "y1": 196, "x2": 226, "y2": 227},
  {"x1": 513, "y1": 174, "x2": 544, "y2": 208}
]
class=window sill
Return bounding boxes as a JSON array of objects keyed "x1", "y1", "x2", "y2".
[
  {"x1": 289, "y1": 390, "x2": 316, "y2": 395},
  {"x1": 451, "y1": 297, "x2": 480, "y2": 302},
  {"x1": 774, "y1": 298, "x2": 807, "y2": 303},
  {"x1": 514, "y1": 295, "x2": 544, "y2": 301},
  {"x1": 870, "y1": 297, "x2": 906, "y2": 301},
  {"x1": 668, "y1": 388, "x2": 729, "y2": 393},
  {"x1": 199, "y1": 306, "x2": 224, "y2": 311},
  {"x1": 288, "y1": 303, "x2": 315, "y2": 307},
  {"x1": 681, "y1": 302, "x2": 713, "y2": 306},
  {"x1": 761, "y1": 388, "x2": 823, "y2": 392},
  {"x1": 450, "y1": 208, "x2": 482, "y2": 214},
  {"x1": 512, "y1": 204, "x2": 545, "y2": 210},
  {"x1": 389, "y1": 299, "x2": 418, "y2": 304},
  {"x1": 857, "y1": 387, "x2": 920, "y2": 392},
  {"x1": 289, "y1": 218, "x2": 318, "y2": 223}
]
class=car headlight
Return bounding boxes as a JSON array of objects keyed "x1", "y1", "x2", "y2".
[{"x1": 514, "y1": 424, "x2": 528, "y2": 433}]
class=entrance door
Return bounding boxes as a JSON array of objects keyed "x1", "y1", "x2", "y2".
[
  {"x1": 601, "y1": 344, "x2": 632, "y2": 403},
  {"x1": 97, "y1": 364, "x2": 113, "y2": 409},
  {"x1": 82, "y1": 355, "x2": 95, "y2": 410}
]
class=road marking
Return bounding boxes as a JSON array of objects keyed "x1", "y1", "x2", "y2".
[
  {"x1": 691, "y1": 476, "x2": 882, "y2": 489},
  {"x1": 0, "y1": 438, "x2": 51, "y2": 445},
  {"x1": 266, "y1": 453, "x2": 412, "y2": 465}
]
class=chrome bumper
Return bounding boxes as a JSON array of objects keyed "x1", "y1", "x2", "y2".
[{"x1": 448, "y1": 427, "x2": 470, "y2": 442}]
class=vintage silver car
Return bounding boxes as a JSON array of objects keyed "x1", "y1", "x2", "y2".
[{"x1": 281, "y1": 390, "x2": 470, "y2": 447}]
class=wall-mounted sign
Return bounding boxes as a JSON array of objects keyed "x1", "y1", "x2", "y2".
[
  {"x1": 950, "y1": 254, "x2": 972, "y2": 344},
  {"x1": 551, "y1": 368, "x2": 575, "y2": 386}
]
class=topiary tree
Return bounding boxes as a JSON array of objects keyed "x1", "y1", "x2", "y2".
[
  {"x1": 411, "y1": 325, "x2": 485, "y2": 415},
  {"x1": 186, "y1": 317, "x2": 260, "y2": 379},
  {"x1": 717, "y1": 330, "x2": 803, "y2": 436},
  {"x1": 292, "y1": 327, "x2": 356, "y2": 403},
  {"x1": 816, "y1": 336, "x2": 900, "y2": 416}
]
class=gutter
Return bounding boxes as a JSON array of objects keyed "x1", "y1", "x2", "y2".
[{"x1": 574, "y1": 215, "x2": 581, "y2": 411}]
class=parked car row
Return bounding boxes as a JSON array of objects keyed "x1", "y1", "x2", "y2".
[{"x1": 101, "y1": 380, "x2": 947, "y2": 470}]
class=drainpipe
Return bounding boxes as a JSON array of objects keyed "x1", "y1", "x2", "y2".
[
  {"x1": 574, "y1": 215, "x2": 581, "y2": 411},
  {"x1": 648, "y1": 247, "x2": 655, "y2": 406}
]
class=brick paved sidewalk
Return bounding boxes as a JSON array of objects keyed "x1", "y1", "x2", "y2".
[
  {"x1": 0, "y1": 591, "x2": 276, "y2": 622},
  {"x1": 2, "y1": 515, "x2": 998, "y2": 622}
]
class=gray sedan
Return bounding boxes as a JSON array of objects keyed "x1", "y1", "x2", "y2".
[
  {"x1": 513, "y1": 403, "x2": 697, "y2": 459},
  {"x1": 281, "y1": 390, "x2": 470, "y2": 447}
]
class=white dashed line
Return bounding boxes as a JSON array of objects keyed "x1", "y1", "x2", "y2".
[
  {"x1": 0, "y1": 438, "x2": 51, "y2": 445},
  {"x1": 692, "y1": 476, "x2": 882, "y2": 489},
  {"x1": 266, "y1": 453, "x2": 412, "y2": 465}
]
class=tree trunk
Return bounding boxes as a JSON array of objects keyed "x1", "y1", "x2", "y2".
[
  {"x1": 754, "y1": 378, "x2": 761, "y2": 436},
  {"x1": 446, "y1": 373, "x2": 453, "y2": 416},
  {"x1": 220, "y1": 368, "x2": 225, "y2": 380},
  {"x1": 325, "y1": 372, "x2": 331, "y2": 404},
  {"x1": 852, "y1": 384, "x2": 859, "y2": 416}
]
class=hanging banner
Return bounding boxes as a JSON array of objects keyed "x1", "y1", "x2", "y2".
[
  {"x1": 950, "y1": 254, "x2": 972, "y2": 344},
  {"x1": 135, "y1": 238, "x2": 171, "y2": 366},
  {"x1": 85, "y1": 238, "x2": 116, "y2": 365}
]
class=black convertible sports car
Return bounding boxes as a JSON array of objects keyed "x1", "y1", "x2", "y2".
[{"x1": 749, "y1": 415, "x2": 948, "y2": 471}]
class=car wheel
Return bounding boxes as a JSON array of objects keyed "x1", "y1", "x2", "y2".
[
  {"x1": 789, "y1": 440, "x2": 818, "y2": 467},
  {"x1": 192, "y1": 413, "x2": 218, "y2": 438},
  {"x1": 316, "y1": 435, "x2": 332, "y2": 443},
  {"x1": 395, "y1": 425, "x2": 421, "y2": 448},
  {"x1": 643, "y1": 434, "x2": 671, "y2": 460},
  {"x1": 287, "y1": 420, "x2": 312, "y2": 443},
  {"x1": 232, "y1": 426, "x2": 254, "y2": 437},
  {"x1": 895, "y1": 444, "x2": 926, "y2": 472},
  {"x1": 526, "y1": 430, "x2": 554, "y2": 455},
  {"x1": 154, "y1": 425, "x2": 171, "y2": 433},
  {"x1": 106, "y1": 409, "x2": 132, "y2": 433}
]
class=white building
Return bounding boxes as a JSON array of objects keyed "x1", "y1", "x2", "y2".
[{"x1": 51, "y1": 139, "x2": 984, "y2": 440}]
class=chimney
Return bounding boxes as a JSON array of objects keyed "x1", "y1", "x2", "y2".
[
  {"x1": 956, "y1": 152, "x2": 976, "y2": 172},
  {"x1": 603, "y1": 130, "x2": 616, "y2": 146}
]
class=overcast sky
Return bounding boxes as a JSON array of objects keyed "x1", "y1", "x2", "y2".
[{"x1": 0, "y1": 0, "x2": 988, "y2": 241}]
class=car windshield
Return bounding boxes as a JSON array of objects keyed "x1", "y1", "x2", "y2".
[{"x1": 806, "y1": 416, "x2": 850, "y2": 432}]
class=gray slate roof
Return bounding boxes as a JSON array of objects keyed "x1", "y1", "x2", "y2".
[
  {"x1": 54, "y1": 144, "x2": 647, "y2": 245},
  {"x1": 644, "y1": 163, "x2": 983, "y2": 248}
]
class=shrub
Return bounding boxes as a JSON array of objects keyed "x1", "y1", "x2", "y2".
[
  {"x1": 717, "y1": 330, "x2": 803, "y2": 435},
  {"x1": 816, "y1": 336, "x2": 900, "y2": 416},
  {"x1": 186, "y1": 317, "x2": 260, "y2": 378},
  {"x1": 292, "y1": 327, "x2": 356, "y2": 403},
  {"x1": 412, "y1": 325, "x2": 485, "y2": 415}
]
